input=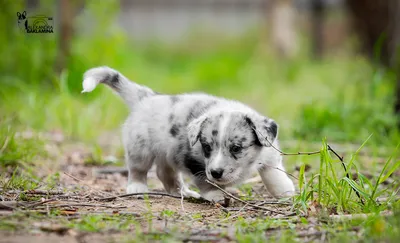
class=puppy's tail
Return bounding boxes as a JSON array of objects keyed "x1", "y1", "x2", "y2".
[{"x1": 82, "y1": 66, "x2": 157, "y2": 108}]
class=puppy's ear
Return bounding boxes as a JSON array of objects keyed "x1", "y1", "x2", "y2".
[
  {"x1": 245, "y1": 115, "x2": 278, "y2": 147},
  {"x1": 187, "y1": 115, "x2": 208, "y2": 146}
]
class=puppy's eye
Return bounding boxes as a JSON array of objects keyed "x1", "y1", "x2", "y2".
[
  {"x1": 230, "y1": 145, "x2": 242, "y2": 153},
  {"x1": 202, "y1": 143, "x2": 212, "y2": 155}
]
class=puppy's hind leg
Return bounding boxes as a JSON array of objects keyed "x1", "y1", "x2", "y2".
[
  {"x1": 156, "y1": 162, "x2": 200, "y2": 198},
  {"x1": 156, "y1": 161, "x2": 179, "y2": 195},
  {"x1": 126, "y1": 153, "x2": 153, "y2": 194}
]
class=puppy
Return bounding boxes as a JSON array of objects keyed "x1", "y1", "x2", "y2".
[{"x1": 82, "y1": 66, "x2": 295, "y2": 202}]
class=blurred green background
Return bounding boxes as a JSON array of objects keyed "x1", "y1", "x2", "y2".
[{"x1": 1, "y1": 0, "x2": 399, "y2": 148}]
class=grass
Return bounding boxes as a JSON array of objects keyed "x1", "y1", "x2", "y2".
[{"x1": 293, "y1": 139, "x2": 400, "y2": 215}]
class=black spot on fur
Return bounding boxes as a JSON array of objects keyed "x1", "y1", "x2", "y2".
[
  {"x1": 241, "y1": 137, "x2": 247, "y2": 142},
  {"x1": 135, "y1": 135, "x2": 146, "y2": 149},
  {"x1": 177, "y1": 143, "x2": 185, "y2": 151},
  {"x1": 110, "y1": 73, "x2": 119, "y2": 84},
  {"x1": 106, "y1": 73, "x2": 120, "y2": 90},
  {"x1": 186, "y1": 100, "x2": 217, "y2": 123},
  {"x1": 169, "y1": 114, "x2": 174, "y2": 123},
  {"x1": 212, "y1": 130, "x2": 218, "y2": 136},
  {"x1": 170, "y1": 124, "x2": 179, "y2": 137},
  {"x1": 266, "y1": 122, "x2": 278, "y2": 139},
  {"x1": 170, "y1": 96, "x2": 180, "y2": 105},
  {"x1": 183, "y1": 153, "x2": 206, "y2": 176}
]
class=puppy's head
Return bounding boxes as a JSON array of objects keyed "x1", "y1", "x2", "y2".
[{"x1": 188, "y1": 111, "x2": 278, "y2": 186}]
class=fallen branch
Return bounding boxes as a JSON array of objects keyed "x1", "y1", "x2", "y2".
[
  {"x1": 92, "y1": 167, "x2": 128, "y2": 177},
  {"x1": 96, "y1": 192, "x2": 182, "y2": 201},
  {"x1": 1, "y1": 190, "x2": 64, "y2": 195},
  {"x1": 25, "y1": 199, "x2": 57, "y2": 209},
  {"x1": 0, "y1": 201, "x2": 29, "y2": 210},
  {"x1": 206, "y1": 179, "x2": 292, "y2": 216},
  {"x1": 253, "y1": 129, "x2": 321, "y2": 156},
  {"x1": 45, "y1": 203, "x2": 127, "y2": 209}
]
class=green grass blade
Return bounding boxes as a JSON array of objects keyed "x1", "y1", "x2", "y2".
[
  {"x1": 378, "y1": 160, "x2": 400, "y2": 184},
  {"x1": 341, "y1": 177, "x2": 370, "y2": 200}
]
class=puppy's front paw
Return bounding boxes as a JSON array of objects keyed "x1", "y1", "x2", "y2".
[
  {"x1": 126, "y1": 182, "x2": 148, "y2": 194},
  {"x1": 259, "y1": 167, "x2": 296, "y2": 198},
  {"x1": 267, "y1": 178, "x2": 295, "y2": 198},
  {"x1": 202, "y1": 190, "x2": 225, "y2": 203},
  {"x1": 181, "y1": 188, "x2": 201, "y2": 199}
]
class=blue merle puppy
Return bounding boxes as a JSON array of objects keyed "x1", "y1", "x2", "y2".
[{"x1": 82, "y1": 66, "x2": 295, "y2": 202}]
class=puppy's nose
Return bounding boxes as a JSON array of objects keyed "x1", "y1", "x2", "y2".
[{"x1": 210, "y1": 169, "x2": 224, "y2": 179}]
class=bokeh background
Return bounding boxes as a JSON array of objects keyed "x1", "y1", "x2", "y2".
[{"x1": 1, "y1": 0, "x2": 399, "y2": 149}]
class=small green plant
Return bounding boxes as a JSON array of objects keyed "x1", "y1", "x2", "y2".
[
  {"x1": 0, "y1": 170, "x2": 39, "y2": 192},
  {"x1": 160, "y1": 209, "x2": 176, "y2": 218},
  {"x1": 0, "y1": 121, "x2": 46, "y2": 169},
  {"x1": 84, "y1": 144, "x2": 104, "y2": 166},
  {"x1": 238, "y1": 184, "x2": 254, "y2": 200},
  {"x1": 294, "y1": 138, "x2": 400, "y2": 215},
  {"x1": 45, "y1": 172, "x2": 60, "y2": 191},
  {"x1": 70, "y1": 214, "x2": 138, "y2": 233}
]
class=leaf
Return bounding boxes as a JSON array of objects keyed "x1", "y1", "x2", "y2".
[
  {"x1": 299, "y1": 163, "x2": 306, "y2": 191},
  {"x1": 378, "y1": 160, "x2": 400, "y2": 184},
  {"x1": 358, "y1": 173, "x2": 373, "y2": 189},
  {"x1": 341, "y1": 177, "x2": 370, "y2": 199}
]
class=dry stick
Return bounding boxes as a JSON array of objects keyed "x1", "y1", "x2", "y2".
[
  {"x1": 24, "y1": 190, "x2": 64, "y2": 195},
  {"x1": 252, "y1": 129, "x2": 321, "y2": 156},
  {"x1": 0, "y1": 201, "x2": 28, "y2": 210},
  {"x1": 44, "y1": 203, "x2": 127, "y2": 209},
  {"x1": 205, "y1": 179, "x2": 291, "y2": 216},
  {"x1": 327, "y1": 144, "x2": 364, "y2": 205},
  {"x1": 265, "y1": 165, "x2": 300, "y2": 181},
  {"x1": 97, "y1": 192, "x2": 182, "y2": 201},
  {"x1": 24, "y1": 198, "x2": 57, "y2": 209},
  {"x1": 63, "y1": 172, "x2": 147, "y2": 211},
  {"x1": 63, "y1": 172, "x2": 114, "y2": 197}
]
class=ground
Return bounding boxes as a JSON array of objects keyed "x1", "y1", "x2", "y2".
[{"x1": 1, "y1": 130, "x2": 399, "y2": 243}]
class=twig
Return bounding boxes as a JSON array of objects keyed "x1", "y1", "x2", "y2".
[
  {"x1": 45, "y1": 203, "x2": 127, "y2": 209},
  {"x1": 96, "y1": 192, "x2": 182, "y2": 201},
  {"x1": 25, "y1": 190, "x2": 64, "y2": 195},
  {"x1": 255, "y1": 200, "x2": 292, "y2": 206},
  {"x1": 25, "y1": 199, "x2": 57, "y2": 209},
  {"x1": 253, "y1": 129, "x2": 321, "y2": 156},
  {"x1": 62, "y1": 172, "x2": 147, "y2": 211},
  {"x1": 63, "y1": 172, "x2": 113, "y2": 197},
  {"x1": 205, "y1": 179, "x2": 291, "y2": 216},
  {"x1": 265, "y1": 165, "x2": 299, "y2": 181},
  {"x1": 180, "y1": 188, "x2": 186, "y2": 213},
  {"x1": 92, "y1": 167, "x2": 128, "y2": 177},
  {"x1": 327, "y1": 144, "x2": 364, "y2": 205},
  {"x1": 0, "y1": 190, "x2": 64, "y2": 195},
  {"x1": 0, "y1": 201, "x2": 28, "y2": 210}
]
